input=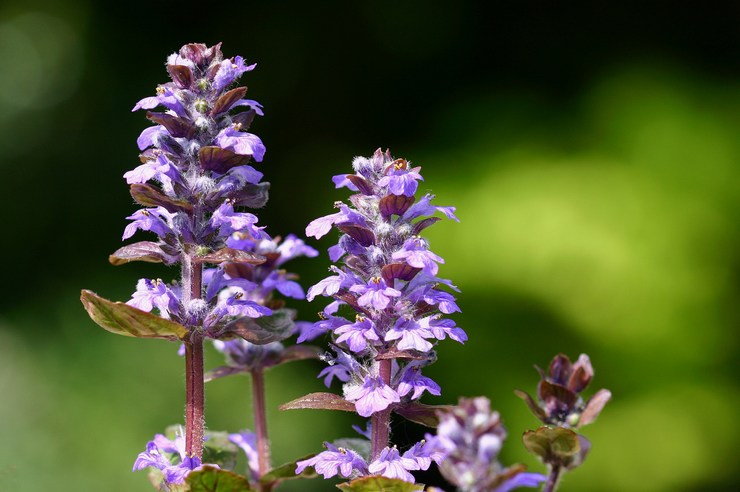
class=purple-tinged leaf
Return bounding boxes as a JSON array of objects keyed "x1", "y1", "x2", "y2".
[
  {"x1": 578, "y1": 389, "x2": 611, "y2": 427},
  {"x1": 231, "y1": 182, "x2": 270, "y2": 208},
  {"x1": 375, "y1": 348, "x2": 427, "y2": 361},
  {"x1": 279, "y1": 392, "x2": 356, "y2": 412},
  {"x1": 548, "y1": 353, "x2": 573, "y2": 385},
  {"x1": 537, "y1": 380, "x2": 577, "y2": 409},
  {"x1": 411, "y1": 217, "x2": 440, "y2": 235},
  {"x1": 337, "y1": 225, "x2": 376, "y2": 248},
  {"x1": 211, "y1": 87, "x2": 248, "y2": 116},
  {"x1": 186, "y1": 465, "x2": 255, "y2": 492},
  {"x1": 130, "y1": 183, "x2": 193, "y2": 213},
  {"x1": 167, "y1": 64, "x2": 193, "y2": 89},
  {"x1": 146, "y1": 111, "x2": 197, "y2": 138},
  {"x1": 80, "y1": 290, "x2": 188, "y2": 340},
  {"x1": 223, "y1": 309, "x2": 295, "y2": 345},
  {"x1": 380, "y1": 263, "x2": 421, "y2": 284},
  {"x1": 205, "y1": 365, "x2": 245, "y2": 383},
  {"x1": 514, "y1": 390, "x2": 548, "y2": 422},
  {"x1": 379, "y1": 194, "x2": 415, "y2": 220},
  {"x1": 332, "y1": 438, "x2": 371, "y2": 461},
  {"x1": 231, "y1": 110, "x2": 256, "y2": 130},
  {"x1": 336, "y1": 476, "x2": 423, "y2": 491},
  {"x1": 198, "y1": 146, "x2": 252, "y2": 173},
  {"x1": 197, "y1": 248, "x2": 265, "y2": 265},
  {"x1": 393, "y1": 402, "x2": 452, "y2": 428},
  {"x1": 346, "y1": 175, "x2": 374, "y2": 195},
  {"x1": 259, "y1": 455, "x2": 318, "y2": 486},
  {"x1": 273, "y1": 345, "x2": 322, "y2": 366},
  {"x1": 109, "y1": 241, "x2": 179, "y2": 266}
]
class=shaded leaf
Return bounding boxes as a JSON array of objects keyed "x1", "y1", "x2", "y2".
[
  {"x1": 80, "y1": 290, "x2": 188, "y2": 340},
  {"x1": 167, "y1": 64, "x2": 193, "y2": 89},
  {"x1": 231, "y1": 182, "x2": 270, "y2": 208},
  {"x1": 394, "y1": 402, "x2": 452, "y2": 428},
  {"x1": 537, "y1": 380, "x2": 577, "y2": 410},
  {"x1": 109, "y1": 241, "x2": 179, "y2": 266},
  {"x1": 199, "y1": 146, "x2": 251, "y2": 173},
  {"x1": 197, "y1": 248, "x2": 265, "y2": 265},
  {"x1": 279, "y1": 392, "x2": 355, "y2": 412},
  {"x1": 147, "y1": 111, "x2": 197, "y2": 138},
  {"x1": 337, "y1": 224, "x2": 376, "y2": 247},
  {"x1": 259, "y1": 455, "x2": 318, "y2": 486},
  {"x1": 223, "y1": 309, "x2": 295, "y2": 345},
  {"x1": 202, "y1": 431, "x2": 240, "y2": 471},
  {"x1": 522, "y1": 426, "x2": 580, "y2": 466},
  {"x1": 186, "y1": 466, "x2": 254, "y2": 492},
  {"x1": 337, "y1": 476, "x2": 424, "y2": 491},
  {"x1": 211, "y1": 87, "x2": 248, "y2": 116},
  {"x1": 578, "y1": 389, "x2": 612, "y2": 427},
  {"x1": 346, "y1": 175, "x2": 374, "y2": 195},
  {"x1": 375, "y1": 348, "x2": 427, "y2": 361},
  {"x1": 130, "y1": 183, "x2": 194, "y2": 213},
  {"x1": 380, "y1": 263, "x2": 421, "y2": 284},
  {"x1": 380, "y1": 194, "x2": 415, "y2": 219},
  {"x1": 273, "y1": 345, "x2": 322, "y2": 366},
  {"x1": 205, "y1": 365, "x2": 245, "y2": 383},
  {"x1": 412, "y1": 217, "x2": 440, "y2": 235},
  {"x1": 514, "y1": 389, "x2": 548, "y2": 422}
]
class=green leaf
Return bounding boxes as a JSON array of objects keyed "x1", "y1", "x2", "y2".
[
  {"x1": 202, "y1": 431, "x2": 240, "y2": 470},
  {"x1": 336, "y1": 476, "x2": 424, "y2": 491},
  {"x1": 222, "y1": 309, "x2": 295, "y2": 345},
  {"x1": 522, "y1": 426, "x2": 580, "y2": 466},
  {"x1": 186, "y1": 466, "x2": 254, "y2": 492},
  {"x1": 259, "y1": 455, "x2": 318, "y2": 486},
  {"x1": 80, "y1": 290, "x2": 188, "y2": 340}
]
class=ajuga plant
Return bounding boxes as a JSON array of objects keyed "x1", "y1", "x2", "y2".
[
  {"x1": 80, "y1": 43, "x2": 320, "y2": 492},
  {"x1": 82, "y1": 42, "x2": 611, "y2": 492}
]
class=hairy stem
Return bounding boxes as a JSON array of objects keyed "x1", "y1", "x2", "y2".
[
  {"x1": 251, "y1": 368, "x2": 271, "y2": 483},
  {"x1": 543, "y1": 464, "x2": 562, "y2": 492},
  {"x1": 370, "y1": 358, "x2": 393, "y2": 460},
  {"x1": 183, "y1": 251, "x2": 205, "y2": 459}
]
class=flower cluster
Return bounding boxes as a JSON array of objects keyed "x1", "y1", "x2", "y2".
[
  {"x1": 119, "y1": 42, "x2": 273, "y2": 336},
  {"x1": 298, "y1": 149, "x2": 464, "y2": 482},
  {"x1": 516, "y1": 353, "x2": 611, "y2": 429},
  {"x1": 433, "y1": 398, "x2": 545, "y2": 492}
]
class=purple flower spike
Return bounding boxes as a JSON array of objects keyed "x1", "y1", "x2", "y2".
[
  {"x1": 295, "y1": 442, "x2": 368, "y2": 479},
  {"x1": 367, "y1": 446, "x2": 419, "y2": 483}
]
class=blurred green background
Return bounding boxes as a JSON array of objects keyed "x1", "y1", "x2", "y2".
[{"x1": 0, "y1": 1, "x2": 738, "y2": 491}]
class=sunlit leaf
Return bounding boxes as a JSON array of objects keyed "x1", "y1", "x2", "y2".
[
  {"x1": 279, "y1": 392, "x2": 355, "y2": 412},
  {"x1": 336, "y1": 476, "x2": 424, "y2": 491},
  {"x1": 186, "y1": 466, "x2": 254, "y2": 492}
]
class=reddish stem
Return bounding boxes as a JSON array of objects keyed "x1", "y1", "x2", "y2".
[
  {"x1": 183, "y1": 251, "x2": 205, "y2": 459},
  {"x1": 251, "y1": 368, "x2": 271, "y2": 478},
  {"x1": 543, "y1": 464, "x2": 562, "y2": 492}
]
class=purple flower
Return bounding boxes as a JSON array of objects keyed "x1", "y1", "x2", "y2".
[
  {"x1": 213, "y1": 55, "x2": 257, "y2": 91},
  {"x1": 403, "y1": 194, "x2": 459, "y2": 222},
  {"x1": 350, "y1": 278, "x2": 402, "y2": 310},
  {"x1": 392, "y1": 237, "x2": 445, "y2": 275},
  {"x1": 334, "y1": 316, "x2": 380, "y2": 353},
  {"x1": 214, "y1": 339, "x2": 283, "y2": 370},
  {"x1": 210, "y1": 202, "x2": 262, "y2": 238},
  {"x1": 344, "y1": 375, "x2": 400, "y2": 417},
  {"x1": 133, "y1": 432, "x2": 217, "y2": 485},
  {"x1": 122, "y1": 207, "x2": 176, "y2": 240},
  {"x1": 385, "y1": 318, "x2": 435, "y2": 352},
  {"x1": 123, "y1": 154, "x2": 178, "y2": 186},
  {"x1": 229, "y1": 431, "x2": 259, "y2": 481},
  {"x1": 211, "y1": 292, "x2": 272, "y2": 320},
  {"x1": 127, "y1": 278, "x2": 180, "y2": 319},
  {"x1": 367, "y1": 446, "x2": 419, "y2": 483},
  {"x1": 295, "y1": 442, "x2": 368, "y2": 479},
  {"x1": 397, "y1": 364, "x2": 441, "y2": 400},
  {"x1": 307, "y1": 267, "x2": 360, "y2": 301},
  {"x1": 215, "y1": 125, "x2": 266, "y2": 162},
  {"x1": 377, "y1": 163, "x2": 423, "y2": 196},
  {"x1": 494, "y1": 473, "x2": 547, "y2": 492},
  {"x1": 418, "y1": 315, "x2": 468, "y2": 344},
  {"x1": 402, "y1": 436, "x2": 447, "y2": 470},
  {"x1": 305, "y1": 204, "x2": 368, "y2": 239}
]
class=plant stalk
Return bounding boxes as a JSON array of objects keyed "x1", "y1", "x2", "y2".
[
  {"x1": 183, "y1": 251, "x2": 205, "y2": 459},
  {"x1": 543, "y1": 464, "x2": 562, "y2": 492},
  {"x1": 370, "y1": 358, "x2": 393, "y2": 460},
  {"x1": 251, "y1": 368, "x2": 271, "y2": 478}
]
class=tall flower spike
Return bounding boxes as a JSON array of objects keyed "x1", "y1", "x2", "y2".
[
  {"x1": 296, "y1": 149, "x2": 463, "y2": 484},
  {"x1": 81, "y1": 42, "x2": 290, "y2": 488}
]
